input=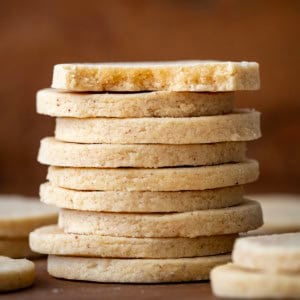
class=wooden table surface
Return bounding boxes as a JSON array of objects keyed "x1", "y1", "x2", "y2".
[{"x1": 3, "y1": 259, "x2": 217, "y2": 300}]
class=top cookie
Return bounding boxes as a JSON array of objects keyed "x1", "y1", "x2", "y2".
[
  {"x1": 233, "y1": 233, "x2": 300, "y2": 273},
  {"x1": 52, "y1": 61, "x2": 260, "y2": 92}
]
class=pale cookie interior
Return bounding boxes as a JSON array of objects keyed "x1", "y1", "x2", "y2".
[{"x1": 52, "y1": 61, "x2": 260, "y2": 92}]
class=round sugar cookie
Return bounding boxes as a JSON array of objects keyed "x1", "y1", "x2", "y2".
[
  {"x1": 59, "y1": 200, "x2": 263, "y2": 238},
  {"x1": 55, "y1": 110, "x2": 261, "y2": 144},
  {"x1": 38, "y1": 137, "x2": 246, "y2": 168},
  {"x1": 0, "y1": 195, "x2": 58, "y2": 238},
  {"x1": 48, "y1": 254, "x2": 231, "y2": 283},
  {"x1": 37, "y1": 88, "x2": 234, "y2": 118},
  {"x1": 248, "y1": 194, "x2": 300, "y2": 235},
  {"x1": 0, "y1": 256, "x2": 35, "y2": 292},
  {"x1": 211, "y1": 263, "x2": 300, "y2": 299},
  {"x1": 47, "y1": 160, "x2": 259, "y2": 192},
  {"x1": 40, "y1": 183, "x2": 244, "y2": 212},
  {"x1": 233, "y1": 233, "x2": 300, "y2": 273},
  {"x1": 30, "y1": 225, "x2": 236, "y2": 258},
  {"x1": 0, "y1": 238, "x2": 40, "y2": 259},
  {"x1": 51, "y1": 61, "x2": 259, "y2": 92}
]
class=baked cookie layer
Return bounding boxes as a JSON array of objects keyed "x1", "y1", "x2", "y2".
[
  {"x1": 47, "y1": 160, "x2": 259, "y2": 192},
  {"x1": 51, "y1": 61, "x2": 260, "y2": 92},
  {"x1": 30, "y1": 225, "x2": 236, "y2": 258},
  {"x1": 40, "y1": 183, "x2": 244, "y2": 212},
  {"x1": 59, "y1": 200, "x2": 263, "y2": 238},
  {"x1": 0, "y1": 195, "x2": 58, "y2": 238},
  {"x1": 233, "y1": 233, "x2": 300, "y2": 273},
  {"x1": 55, "y1": 110, "x2": 261, "y2": 144},
  {"x1": 37, "y1": 88, "x2": 234, "y2": 118},
  {"x1": 0, "y1": 256, "x2": 35, "y2": 292},
  {"x1": 211, "y1": 263, "x2": 300, "y2": 299},
  {"x1": 39, "y1": 137, "x2": 247, "y2": 168},
  {"x1": 48, "y1": 254, "x2": 231, "y2": 283}
]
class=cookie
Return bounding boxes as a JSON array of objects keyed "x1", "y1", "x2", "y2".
[
  {"x1": 0, "y1": 195, "x2": 58, "y2": 238},
  {"x1": 0, "y1": 256, "x2": 35, "y2": 292},
  {"x1": 38, "y1": 137, "x2": 247, "y2": 168},
  {"x1": 233, "y1": 233, "x2": 300, "y2": 273},
  {"x1": 48, "y1": 254, "x2": 231, "y2": 283},
  {"x1": 51, "y1": 61, "x2": 259, "y2": 92},
  {"x1": 0, "y1": 238, "x2": 40, "y2": 259},
  {"x1": 59, "y1": 200, "x2": 263, "y2": 238},
  {"x1": 40, "y1": 183, "x2": 244, "y2": 212},
  {"x1": 30, "y1": 225, "x2": 236, "y2": 258},
  {"x1": 55, "y1": 110, "x2": 261, "y2": 144},
  {"x1": 37, "y1": 88, "x2": 234, "y2": 118},
  {"x1": 47, "y1": 160, "x2": 259, "y2": 191},
  {"x1": 248, "y1": 194, "x2": 300, "y2": 234},
  {"x1": 211, "y1": 263, "x2": 300, "y2": 299}
]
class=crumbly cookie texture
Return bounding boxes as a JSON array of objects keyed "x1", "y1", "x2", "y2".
[
  {"x1": 58, "y1": 200, "x2": 263, "y2": 238},
  {"x1": 37, "y1": 88, "x2": 234, "y2": 118},
  {"x1": 0, "y1": 238, "x2": 41, "y2": 259},
  {"x1": 211, "y1": 263, "x2": 300, "y2": 299},
  {"x1": 248, "y1": 194, "x2": 300, "y2": 235},
  {"x1": 0, "y1": 195, "x2": 58, "y2": 238},
  {"x1": 233, "y1": 233, "x2": 300, "y2": 273},
  {"x1": 55, "y1": 110, "x2": 261, "y2": 144},
  {"x1": 0, "y1": 256, "x2": 35, "y2": 292},
  {"x1": 40, "y1": 183, "x2": 244, "y2": 212},
  {"x1": 47, "y1": 160, "x2": 259, "y2": 192},
  {"x1": 51, "y1": 61, "x2": 260, "y2": 92},
  {"x1": 38, "y1": 137, "x2": 247, "y2": 168},
  {"x1": 48, "y1": 254, "x2": 231, "y2": 283},
  {"x1": 30, "y1": 225, "x2": 236, "y2": 258}
]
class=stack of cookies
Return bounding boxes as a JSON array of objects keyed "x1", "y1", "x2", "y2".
[{"x1": 30, "y1": 61, "x2": 263, "y2": 283}]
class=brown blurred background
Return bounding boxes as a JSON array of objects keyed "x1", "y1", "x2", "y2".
[{"x1": 0, "y1": 0, "x2": 299, "y2": 196}]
